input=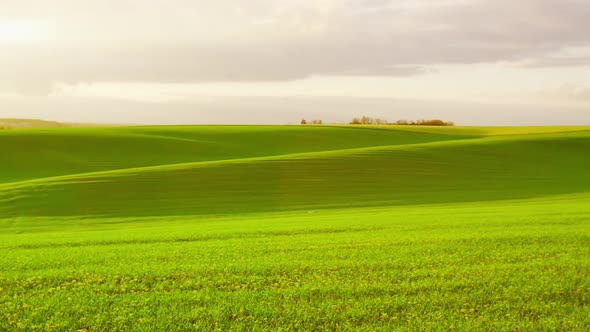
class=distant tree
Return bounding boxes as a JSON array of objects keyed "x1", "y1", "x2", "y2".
[
  {"x1": 395, "y1": 119, "x2": 454, "y2": 126},
  {"x1": 350, "y1": 117, "x2": 362, "y2": 125},
  {"x1": 311, "y1": 119, "x2": 323, "y2": 125},
  {"x1": 361, "y1": 116, "x2": 374, "y2": 124},
  {"x1": 301, "y1": 119, "x2": 307, "y2": 125},
  {"x1": 350, "y1": 116, "x2": 453, "y2": 126},
  {"x1": 417, "y1": 119, "x2": 454, "y2": 126}
]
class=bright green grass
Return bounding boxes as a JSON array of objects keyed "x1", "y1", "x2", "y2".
[
  {"x1": 1, "y1": 125, "x2": 589, "y2": 331},
  {"x1": 1, "y1": 195, "x2": 588, "y2": 331}
]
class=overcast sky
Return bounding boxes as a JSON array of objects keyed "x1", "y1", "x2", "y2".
[{"x1": 1, "y1": 0, "x2": 589, "y2": 125}]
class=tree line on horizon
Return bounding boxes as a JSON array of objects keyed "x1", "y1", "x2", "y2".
[
  {"x1": 349, "y1": 116, "x2": 454, "y2": 126},
  {"x1": 300, "y1": 116, "x2": 454, "y2": 126},
  {"x1": 300, "y1": 119, "x2": 323, "y2": 125}
]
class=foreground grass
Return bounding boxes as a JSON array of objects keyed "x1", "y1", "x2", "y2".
[{"x1": 1, "y1": 194, "x2": 589, "y2": 331}]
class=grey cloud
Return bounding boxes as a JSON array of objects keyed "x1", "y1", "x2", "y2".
[
  {"x1": 1, "y1": 0, "x2": 590, "y2": 93},
  {"x1": 325, "y1": 66, "x2": 434, "y2": 77},
  {"x1": 521, "y1": 56, "x2": 590, "y2": 68}
]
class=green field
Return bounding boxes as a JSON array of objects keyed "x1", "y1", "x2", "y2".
[{"x1": 1, "y1": 125, "x2": 589, "y2": 331}]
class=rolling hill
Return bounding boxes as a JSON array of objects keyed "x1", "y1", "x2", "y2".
[
  {"x1": 0, "y1": 118, "x2": 68, "y2": 129},
  {"x1": 1, "y1": 125, "x2": 589, "y2": 218}
]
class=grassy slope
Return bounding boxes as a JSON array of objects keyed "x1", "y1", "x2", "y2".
[
  {"x1": 1, "y1": 125, "x2": 589, "y2": 330},
  {"x1": 1, "y1": 130, "x2": 589, "y2": 218}
]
